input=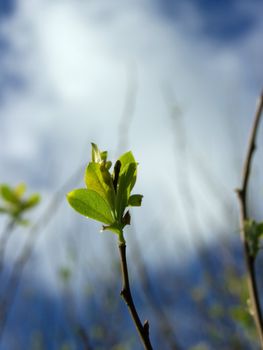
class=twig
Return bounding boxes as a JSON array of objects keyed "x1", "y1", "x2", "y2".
[
  {"x1": 118, "y1": 241, "x2": 153, "y2": 350},
  {"x1": 0, "y1": 220, "x2": 15, "y2": 273},
  {"x1": 0, "y1": 165, "x2": 84, "y2": 339},
  {"x1": 130, "y1": 227, "x2": 182, "y2": 349},
  {"x1": 77, "y1": 326, "x2": 93, "y2": 350},
  {"x1": 116, "y1": 63, "x2": 137, "y2": 155},
  {"x1": 236, "y1": 91, "x2": 263, "y2": 347}
]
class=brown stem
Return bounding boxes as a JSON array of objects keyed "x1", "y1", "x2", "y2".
[
  {"x1": 118, "y1": 242, "x2": 153, "y2": 350},
  {"x1": 236, "y1": 91, "x2": 263, "y2": 347}
]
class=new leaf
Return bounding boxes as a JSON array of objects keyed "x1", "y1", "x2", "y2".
[{"x1": 67, "y1": 189, "x2": 115, "y2": 225}]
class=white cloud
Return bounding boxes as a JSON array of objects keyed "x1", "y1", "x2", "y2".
[{"x1": 0, "y1": 0, "x2": 263, "y2": 263}]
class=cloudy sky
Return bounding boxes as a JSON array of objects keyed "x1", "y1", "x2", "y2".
[{"x1": 0, "y1": 0, "x2": 263, "y2": 270}]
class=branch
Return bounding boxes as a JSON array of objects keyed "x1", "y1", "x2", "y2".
[
  {"x1": 236, "y1": 91, "x2": 263, "y2": 347},
  {"x1": 130, "y1": 228, "x2": 182, "y2": 349},
  {"x1": 0, "y1": 165, "x2": 84, "y2": 340},
  {"x1": 0, "y1": 220, "x2": 15, "y2": 273},
  {"x1": 118, "y1": 241, "x2": 153, "y2": 350}
]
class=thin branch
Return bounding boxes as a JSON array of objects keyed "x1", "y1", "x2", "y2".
[
  {"x1": 130, "y1": 227, "x2": 182, "y2": 350},
  {"x1": 116, "y1": 63, "x2": 137, "y2": 155},
  {"x1": 0, "y1": 220, "x2": 15, "y2": 273},
  {"x1": 77, "y1": 326, "x2": 93, "y2": 350},
  {"x1": 118, "y1": 241, "x2": 153, "y2": 350},
  {"x1": 236, "y1": 91, "x2": 263, "y2": 347},
  {"x1": 0, "y1": 165, "x2": 84, "y2": 339}
]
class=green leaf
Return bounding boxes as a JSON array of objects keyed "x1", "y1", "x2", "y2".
[
  {"x1": 85, "y1": 162, "x2": 115, "y2": 210},
  {"x1": 230, "y1": 305, "x2": 253, "y2": 328},
  {"x1": 14, "y1": 183, "x2": 26, "y2": 198},
  {"x1": 118, "y1": 151, "x2": 136, "y2": 170},
  {"x1": 102, "y1": 223, "x2": 123, "y2": 235},
  {"x1": 244, "y1": 220, "x2": 263, "y2": 257},
  {"x1": 100, "y1": 151, "x2": 108, "y2": 161},
  {"x1": 128, "y1": 194, "x2": 143, "y2": 207},
  {"x1": 116, "y1": 162, "x2": 137, "y2": 220},
  {"x1": 0, "y1": 185, "x2": 18, "y2": 204},
  {"x1": 59, "y1": 267, "x2": 71, "y2": 283},
  {"x1": 67, "y1": 189, "x2": 114, "y2": 225},
  {"x1": 23, "y1": 194, "x2": 41, "y2": 210},
  {"x1": 91, "y1": 143, "x2": 101, "y2": 163},
  {"x1": 118, "y1": 151, "x2": 137, "y2": 190}
]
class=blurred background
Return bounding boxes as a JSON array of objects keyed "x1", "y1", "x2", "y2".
[{"x1": 0, "y1": 0, "x2": 263, "y2": 349}]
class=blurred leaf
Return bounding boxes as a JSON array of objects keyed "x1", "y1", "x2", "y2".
[
  {"x1": 0, "y1": 184, "x2": 18, "y2": 204},
  {"x1": 67, "y1": 189, "x2": 114, "y2": 225},
  {"x1": 59, "y1": 267, "x2": 71, "y2": 283},
  {"x1": 244, "y1": 219, "x2": 263, "y2": 257},
  {"x1": 190, "y1": 344, "x2": 209, "y2": 350},
  {"x1": 209, "y1": 303, "x2": 224, "y2": 318},
  {"x1": 14, "y1": 183, "x2": 26, "y2": 198},
  {"x1": 0, "y1": 207, "x2": 9, "y2": 214},
  {"x1": 230, "y1": 305, "x2": 253, "y2": 328},
  {"x1": 23, "y1": 194, "x2": 41, "y2": 210}
]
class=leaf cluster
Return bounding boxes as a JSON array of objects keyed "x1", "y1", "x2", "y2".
[
  {"x1": 0, "y1": 183, "x2": 41, "y2": 225},
  {"x1": 67, "y1": 143, "x2": 143, "y2": 242},
  {"x1": 244, "y1": 219, "x2": 263, "y2": 258}
]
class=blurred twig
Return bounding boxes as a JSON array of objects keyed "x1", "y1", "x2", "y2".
[
  {"x1": 236, "y1": 91, "x2": 263, "y2": 347},
  {"x1": 161, "y1": 83, "x2": 240, "y2": 346},
  {"x1": 0, "y1": 165, "x2": 84, "y2": 339},
  {"x1": 116, "y1": 63, "x2": 138, "y2": 154},
  {"x1": 0, "y1": 220, "x2": 15, "y2": 273}
]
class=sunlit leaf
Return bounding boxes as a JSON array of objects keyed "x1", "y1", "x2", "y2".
[
  {"x1": 91, "y1": 143, "x2": 101, "y2": 163},
  {"x1": 85, "y1": 162, "x2": 115, "y2": 210},
  {"x1": 118, "y1": 151, "x2": 136, "y2": 170},
  {"x1": 67, "y1": 144, "x2": 143, "y2": 240},
  {"x1": 116, "y1": 162, "x2": 137, "y2": 220},
  {"x1": 67, "y1": 189, "x2": 114, "y2": 225},
  {"x1": 118, "y1": 151, "x2": 137, "y2": 190}
]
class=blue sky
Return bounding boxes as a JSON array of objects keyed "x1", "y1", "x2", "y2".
[
  {"x1": 0, "y1": 3, "x2": 263, "y2": 348},
  {"x1": 0, "y1": 0, "x2": 263, "y2": 268}
]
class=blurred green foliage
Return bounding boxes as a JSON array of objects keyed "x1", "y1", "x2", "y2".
[{"x1": 0, "y1": 183, "x2": 40, "y2": 225}]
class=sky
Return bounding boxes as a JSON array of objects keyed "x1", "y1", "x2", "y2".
[{"x1": 0, "y1": 0, "x2": 263, "y2": 273}]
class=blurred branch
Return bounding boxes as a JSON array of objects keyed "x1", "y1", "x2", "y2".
[
  {"x1": 236, "y1": 91, "x2": 263, "y2": 347},
  {"x1": 77, "y1": 326, "x2": 93, "y2": 350},
  {"x1": 162, "y1": 83, "x2": 242, "y2": 346},
  {"x1": 0, "y1": 219, "x2": 15, "y2": 272},
  {"x1": 116, "y1": 63, "x2": 137, "y2": 154},
  {"x1": 118, "y1": 241, "x2": 153, "y2": 350},
  {"x1": 0, "y1": 165, "x2": 84, "y2": 339}
]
